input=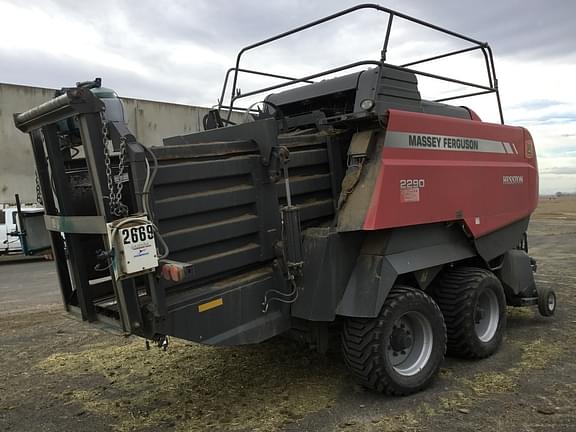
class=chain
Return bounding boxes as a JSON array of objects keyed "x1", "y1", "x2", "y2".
[
  {"x1": 100, "y1": 113, "x2": 128, "y2": 217},
  {"x1": 115, "y1": 137, "x2": 128, "y2": 216},
  {"x1": 34, "y1": 171, "x2": 43, "y2": 205},
  {"x1": 101, "y1": 113, "x2": 114, "y2": 211}
]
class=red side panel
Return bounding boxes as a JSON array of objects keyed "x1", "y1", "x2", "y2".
[{"x1": 363, "y1": 110, "x2": 538, "y2": 238}]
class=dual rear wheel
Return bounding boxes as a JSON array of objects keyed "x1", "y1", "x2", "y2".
[
  {"x1": 341, "y1": 267, "x2": 507, "y2": 395},
  {"x1": 434, "y1": 267, "x2": 507, "y2": 358}
]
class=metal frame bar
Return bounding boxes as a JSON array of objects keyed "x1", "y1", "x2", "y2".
[
  {"x1": 42, "y1": 123, "x2": 97, "y2": 321},
  {"x1": 76, "y1": 113, "x2": 144, "y2": 332},
  {"x1": 434, "y1": 89, "x2": 495, "y2": 103},
  {"x1": 217, "y1": 67, "x2": 315, "y2": 111},
  {"x1": 13, "y1": 194, "x2": 28, "y2": 255},
  {"x1": 44, "y1": 215, "x2": 107, "y2": 234},
  {"x1": 14, "y1": 89, "x2": 147, "y2": 331},
  {"x1": 29, "y1": 130, "x2": 75, "y2": 310},
  {"x1": 381, "y1": 13, "x2": 394, "y2": 61},
  {"x1": 229, "y1": 61, "x2": 383, "y2": 101},
  {"x1": 400, "y1": 45, "x2": 483, "y2": 67},
  {"x1": 219, "y1": 3, "x2": 504, "y2": 123},
  {"x1": 383, "y1": 63, "x2": 493, "y2": 92}
]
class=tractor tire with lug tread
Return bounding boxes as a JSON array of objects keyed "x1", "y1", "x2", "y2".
[
  {"x1": 341, "y1": 286, "x2": 446, "y2": 396},
  {"x1": 433, "y1": 267, "x2": 507, "y2": 359}
]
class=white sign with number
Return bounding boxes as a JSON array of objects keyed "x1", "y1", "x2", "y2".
[{"x1": 106, "y1": 217, "x2": 159, "y2": 279}]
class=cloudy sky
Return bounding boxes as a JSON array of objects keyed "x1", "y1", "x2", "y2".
[{"x1": 1, "y1": 0, "x2": 575, "y2": 193}]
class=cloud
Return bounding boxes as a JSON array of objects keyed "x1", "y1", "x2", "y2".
[
  {"x1": 515, "y1": 113, "x2": 576, "y2": 126},
  {"x1": 541, "y1": 166, "x2": 576, "y2": 175},
  {"x1": 510, "y1": 99, "x2": 567, "y2": 111},
  {"x1": 412, "y1": 0, "x2": 576, "y2": 60},
  {"x1": 1, "y1": 0, "x2": 576, "y2": 193},
  {"x1": 2, "y1": 0, "x2": 575, "y2": 104}
]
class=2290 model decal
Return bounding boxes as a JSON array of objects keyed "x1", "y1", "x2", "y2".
[{"x1": 400, "y1": 179, "x2": 425, "y2": 189}]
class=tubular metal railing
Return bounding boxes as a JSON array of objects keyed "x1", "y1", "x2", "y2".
[{"x1": 217, "y1": 3, "x2": 504, "y2": 124}]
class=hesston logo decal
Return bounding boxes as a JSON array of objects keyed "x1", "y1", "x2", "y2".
[
  {"x1": 503, "y1": 175, "x2": 524, "y2": 185},
  {"x1": 408, "y1": 134, "x2": 479, "y2": 150}
]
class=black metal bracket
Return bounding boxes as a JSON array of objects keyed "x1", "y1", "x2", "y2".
[
  {"x1": 14, "y1": 87, "x2": 105, "y2": 133},
  {"x1": 268, "y1": 145, "x2": 290, "y2": 183},
  {"x1": 164, "y1": 117, "x2": 279, "y2": 166},
  {"x1": 203, "y1": 109, "x2": 225, "y2": 130}
]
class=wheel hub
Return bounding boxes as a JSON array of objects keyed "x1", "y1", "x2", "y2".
[
  {"x1": 386, "y1": 312, "x2": 434, "y2": 377},
  {"x1": 474, "y1": 289, "x2": 500, "y2": 342},
  {"x1": 548, "y1": 294, "x2": 555, "y2": 310},
  {"x1": 390, "y1": 327, "x2": 412, "y2": 351},
  {"x1": 475, "y1": 307, "x2": 485, "y2": 323}
]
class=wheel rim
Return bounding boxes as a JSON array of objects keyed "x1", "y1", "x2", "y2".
[
  {"x1": 547, "y1": 293, "x2": 556, "y2": 311},
  {"x1": 474, "y1": 289, "x2": 499, "y2": 342},
  {"x1": 386, "y1": 311, "x2": 434, "y2": 377}
]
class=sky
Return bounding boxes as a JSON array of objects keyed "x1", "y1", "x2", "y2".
[{"x1": 1, "y1": 0, "x2": 575, "y2": 194}]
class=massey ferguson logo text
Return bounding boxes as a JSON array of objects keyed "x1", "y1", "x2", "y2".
[
  {"x1": 408, "y1": 134, "x2": 479, "y2": 150},
  {"x1": 503, "y1": 175, "x2": 524, "y2": 185}
]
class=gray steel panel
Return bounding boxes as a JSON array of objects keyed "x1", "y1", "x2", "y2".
[
  {"x1": 474, "y1": 217, "x2": 530, "y2": 261},
  {"x1": 161, "y1": 266, "x2": 290, "y2": 345},
  {"x1": 277, "y1": 174, "x2": 332, "y2": 198},
  {"x1": 285, "y1": 148, "x2": 328, "y2": 168},
  {"x1": 149, "y1": 126, "x2": 345, "y2": 288},
  {"x1": 155, "y1": 184, "x2": 257, "y2": 219},
  {"x1": 154, "y1": 174, "x2": 251, "y2": 201},
  {"x1": 158, "y1": 204, "x2": 255, "y2": 234},
  {"x1": 164, "y1": 214, "x2": 260, "y2": 252},
  {"x1": 293, "y1": 228, "x2": 364, "y2": 321},
  {"x1": 170, "y1": 242, "x2": 262, "y2": 282},
  {"x1": 154, "y1": 157, "x2": 255, "y2": 186},
  {"x1": 153, "y1": 140, "x2": 256, "y2": 159}
]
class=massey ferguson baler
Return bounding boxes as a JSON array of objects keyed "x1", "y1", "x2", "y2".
[{"x1": 14, "y1": 4, "x2": 556, "y2": 395}]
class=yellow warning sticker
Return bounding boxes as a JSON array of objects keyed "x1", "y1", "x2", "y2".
[{"x1": 198, "y1": 298, "x2": 224, "y2": 313}]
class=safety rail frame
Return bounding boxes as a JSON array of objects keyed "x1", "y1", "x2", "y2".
[{"x1": 218, "y1": 3, "x2": 504, "y2": 124}]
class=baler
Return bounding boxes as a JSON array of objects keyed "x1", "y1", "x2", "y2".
[{"x1": 13, "y1": 4, "x2": 556, "y2": 395}]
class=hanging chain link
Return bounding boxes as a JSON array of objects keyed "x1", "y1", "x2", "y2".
[
  {"x1": 114, "y1": 136, "x2": 129, "y2": 216},
  {"x1": 34, "y1": 171, "x2": 43, "y2": 205},
  {"x1": 100, "y1": 112, "x2": 128, "y2": 217}
]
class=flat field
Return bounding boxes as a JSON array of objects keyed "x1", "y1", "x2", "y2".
[{"x1": 1, "y1": 197, "x2": 575, "y2": 431}]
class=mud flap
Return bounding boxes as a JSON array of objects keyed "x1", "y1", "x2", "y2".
[
  {"x1": 336, "y1": 223, "x2": 477, "y2": 318},
  {"x1": 496, "y1": 249, "x2": 537, "y2": 301},
  {"x1": 335, "y1": 255, "x2": 397, "y2": 318}
]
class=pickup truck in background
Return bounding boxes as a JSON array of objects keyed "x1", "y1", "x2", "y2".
[{"x1": 0, "y1": 205, "x2": 49, "y2": 255}]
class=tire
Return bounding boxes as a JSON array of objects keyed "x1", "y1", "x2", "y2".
[
  {"x1": 341, "y1": 286, "x2": 446, "y2": 396},
  {"x1": 538, "y1": 287, "x2": 556, "y2": 317},
  {"x1": 433, "y1": 267, "x2": 507, "y2": 358}
]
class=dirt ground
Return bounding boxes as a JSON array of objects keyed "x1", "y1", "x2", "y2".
[{"x1": 1, "y1": 197, "x2": 575, "y2": 432}]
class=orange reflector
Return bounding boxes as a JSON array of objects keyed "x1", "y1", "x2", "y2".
[
  {"x1": 161, "y1": 264, "x2": 171, "y2": 280},
  {"x1": 161, "y1": 264, "x2": 185, "y2": 282},
  {"x1": 169, "y1": 265, "x2": 178, "y2": 281},
  {"x1": 523, "y1": 129, "x2": 535, "y2": 159},
  {"x1": 525, "y1": 137, "x2": 534, "y2": 158}
]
